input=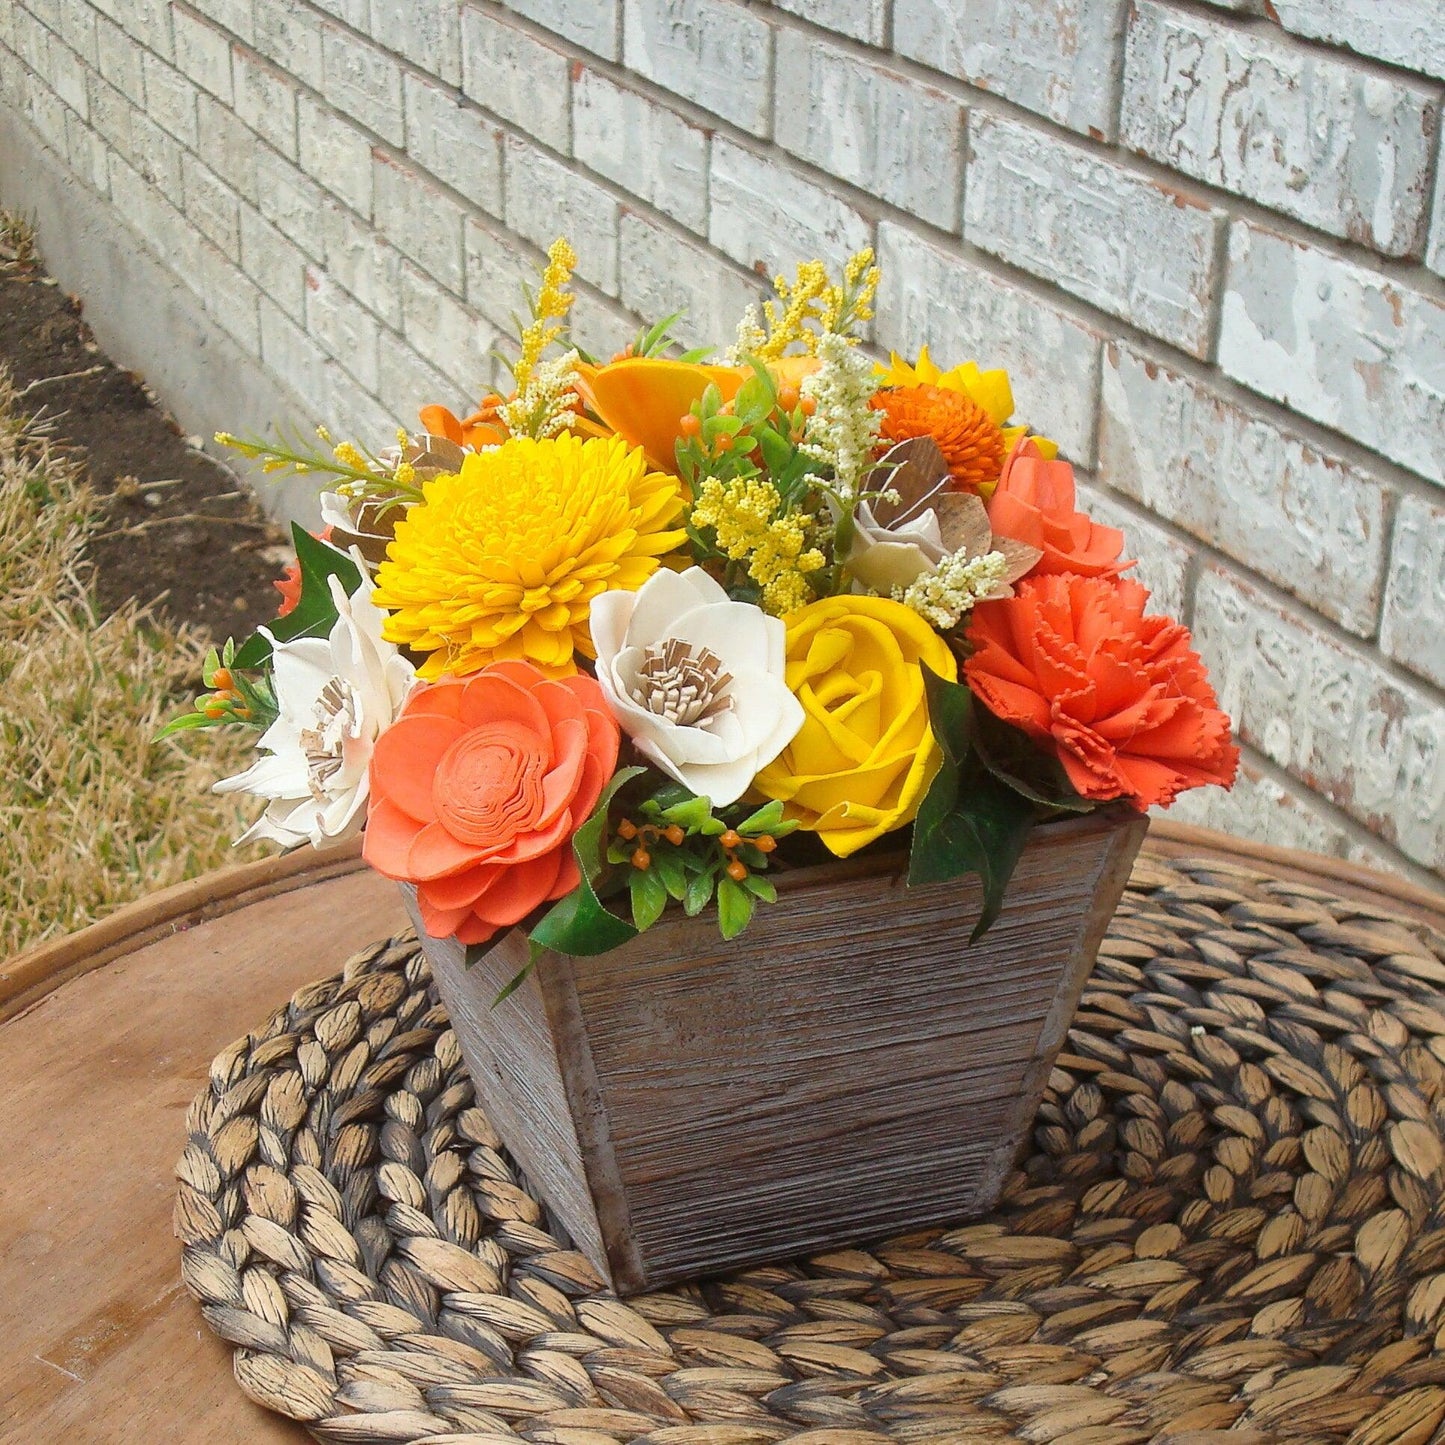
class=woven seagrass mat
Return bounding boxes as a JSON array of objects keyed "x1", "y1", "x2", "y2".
[{"x1": 178, "y1": 852, "x2": 1445, "y2": 1445}]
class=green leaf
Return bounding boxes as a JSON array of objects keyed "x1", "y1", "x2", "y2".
[
  {"x1": 232, "y1": 525, "x2": 362, "y2": 668},
  {"x1": 629, "y1": 864, "x2": 669, "y2": 931},
  {"x1": 653, "y1": 847, "x2": 688, "y2": 900},
  {"x1": 740, "y1": 873, "x2": 777, "y2": 903},
  {"x1": 529, "y1": 766, "x2": 647, "y2": 957},
  {"x1": 716, "y1": 875, "x2": 755, "y2": 940},
  {"x1": 972, "y1": 701, "x2": 1094, "y2": 813},
  {"x1": 907, "y1": 665, "x2": 1036, "y2": 942},
  {"x1": 491, "y1": 941, "x2": 540, "y2": 1006},
  {"x1": 734, "y1": 370, "x2": 774, "y2": 426},
  {"x1": 757, "y1": 426, "x2": 796, "y2": 480},
  {"x1": 683, "y1": 867, "x2": 717, "y2": 917},
  {"x1": 736, "y1": 798, "x2": 796, "y2": 837}
]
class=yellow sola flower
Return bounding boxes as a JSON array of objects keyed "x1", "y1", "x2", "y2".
[
  {"x1": 878, "y1": 346, "x2": 1058, "y2": 460},
  {"x1": 373, "y1": 434, "x2": 685, "y2": 679}
]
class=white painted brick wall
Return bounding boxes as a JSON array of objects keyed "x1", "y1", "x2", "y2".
[
  {"x1": 1122, "y1": 2, "x2": 1438, "y2": 258},
  {"x1": 3, "y1": 0, "x2": 1442, "y2": 882},
  {"x1": 965, "y1": 112, "x2": 1224, "y2": 358}
]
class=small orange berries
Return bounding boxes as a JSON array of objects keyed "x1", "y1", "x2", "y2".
[
  {"x1": 616, "y1": 818, "x2": 638, "y2": 840},
  {"x1": 679, "y1": 412, "x2": 701, "y2": 438},
  {"x1": 726, "y1": 860, "x2": 748, "y2": 883},
  {"x1": 714, "y1": 432, "x2": 734, "y2": 453},
  {"x1": 210, "y1": 667, "x2": 234, "y2": 692},
  {"x1": 202, "y1": 701, "x2": 227, "y2": 719},
  {"x1": 663, "y1": 824, "x2": 686, "y2": 846},
  {"x1": 799, "y1": 395, "x2": 817, "y2": 417},
  {"x1": 631, "y1": 847, "x2": 651, "y2": 870},
  {"x1": 777, "y1": 385, "x2": 799, "y2": 411},
  {"x1": 719, "y1": 829, "x2": 742, "y2": 850},
  {"x1": 754, "y1": 834, "x2": 778, "y2": 853}
]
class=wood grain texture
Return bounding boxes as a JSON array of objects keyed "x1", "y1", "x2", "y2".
[
  {"x1": 0, "y1": 862, "x2": 406, "y2": 1444},
  {"x1": 424, "y1": 809, "x2": 1148, "y2": 1293}
]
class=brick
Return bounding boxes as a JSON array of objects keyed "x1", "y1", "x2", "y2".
[
  {"x1": 1099, "y1": 343, "x2": 1390, "y2": 637},
  {"x1": 573, "y1": 68, "x2": 708, "y2": 234},
  {"x1": 1122, "y1": 2, "x2": 1439, "y2": 259},
  {"x1": 65, "y1": 106, "x2": 110, "y2": 193},
  {"x1": 305, "y1": 0, "x2": 368, "y2": 28},
  {"x1": 894, "y1": 0, "x2": 1126, "y2": 140},
  {"x1": 461, "y1": 9, "x2": 569, "y2": 153},
  {"x1": 1163, "y1": 756, "x2": 1354, "y2": 860},
  {"x1": 1193, "y1": 563, "x2": 1445, "y2": 874},
  {"x1": 297, "y1": 95, "x2": 372, "y2": 216},
  {"x1": 95, "y1": 15, "x2": 145, "y2": 103},
  {"x1": 570, "y1": 288, "x2": 644, "y2": 364},
  {"x1": 195, "y1": 236, "x2": 262, "y2": 353},
  {"x1": 255, "y1": 145, "x2": 327, "y2": 259},
  {"x1": 775, "y1": 0, "x2": 885, "y2": 44},
  {"x1": 623, "y1": 0, "x2": 773, "y2": 137},
  {"x1": 305, "y1": 265, "x2": 380, "y2": 391},
  {"x1": 874, "y1": 222, "x2": 1102, "y2": 465},
  {"x1": 1220, "y1": 222, "x2": 1445, "y2": 489},
  {"x1": 1430, "y1": 145, "x2": 1445, "y2": 281},
  {"x1": 322, "y1": 22, "x2": 403, "y2": 146},
  {"x1": 321, "y1": 198, "x2": 404, "y2": 327},
  {"x1": 502, "y1": 0, "x2": 620, "y2": 60},
  {"x1": 46, "y1": 33, "x2": 88, "y2": 116},
  {"x1": 618, "y1": 211, "x2": 763, "y2": 353},
  {"x1": 253, "y1": 0, "x2": 322, "y2": 89},
  {"x1": 198, "y1": 93, "x2": 259, "y2": 204},
  {"x1": 86, "y1": 71, "x2": 132, "y2": 152},
  {"x1": 1381, "y1": 493, "x2": 1445, "y2": 691},
  {"x1": 774, "y1": 30, "x2": 964, "y2": 230},
  {"x1": 108, "y1": 150, "x2": 202, "y2": 281},
  {"x1": 128, "y1": 111, "x2": 185, "y2": 204},
  {"x1": 965, "y1": 113, "x2": 1223, "y2": 359},
  {"x1": 182, "y1": 152, "x2": 242, "y2": 259},
  {"x1": 374, "y1": 152, "x2": 466, "y2": 293},
  {"x1": 233, "y1": 47, "x2": 297, "y2": 157},
  {"x1": 403, "y1": 72, "x2": 504, "y2": 214},
  {"x1": 55, "y1": 0, "x2": 97, "y2": 63},
  {"x1": 504, "y1": 134, "x2": 620, "y2": 295},
  {"x1": 400, "y1": 262, "x2": 499, "y2": 399},
  {"x1": 379, "y1": 335, "x2": 469, "y2": 425},
  {"x1": 189, "y1": 0, "x2": 255, "y2": 43},
  {"x1": 26, "y1": 78, "x2": 70, "y2": 155},
  {"x1": 173, "y1": 8, "x2": 233, "y2": 102},
  {"x1": 260, "y1": 294, "x2": 332, "y2": 410},
  {"x1": 465, "y1": 214, "x2": 542, "y2": 336},
  {"x1": 709, "y1": 137, "x2": 873, "y2": 278},
  {"x1": 112, "y1": 0, "x2": 172, "y2": 62},
  {"x1": 1269, "y1": 0, "x2": 1445, "y2": 83},
  {"x1": 142, "y1": 55, "x2": 199, "y2": 148},
  {"x1": 372, "y1": 0, "x2": 462, "y2": 87},
  {"x1": 1071, "y1": 476, "x2": 1193, "y2": 622},
  {"x1": 240, "y1": 204, "x2": 308, "y2": 321}
]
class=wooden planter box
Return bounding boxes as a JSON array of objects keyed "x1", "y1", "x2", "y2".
[{"x1": 405, "y1": 808, "x2": 1147, "y2": 1295}]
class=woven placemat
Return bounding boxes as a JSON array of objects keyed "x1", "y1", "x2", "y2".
[{"x1": 177, "y1": 853, "x2": 1445, "y2": 1445}]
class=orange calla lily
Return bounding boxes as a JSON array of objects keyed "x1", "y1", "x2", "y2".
[
  {"x1": 418, "y1": 403, "x2": 507, "y2": 451},
  {"x1": 577, "y1": 358, "x2": 746, "y2": 472}
]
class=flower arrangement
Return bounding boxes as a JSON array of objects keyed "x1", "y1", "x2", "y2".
[{"x1": 171, "y1": 239, "x2": 1237, "y2": 981}]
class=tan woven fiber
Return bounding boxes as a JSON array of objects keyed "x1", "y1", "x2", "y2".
[{"x1": 178, "y1": 853, "x2": 1445, "y2": 1444}]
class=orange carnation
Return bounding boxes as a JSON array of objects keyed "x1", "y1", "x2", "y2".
[
  {"x1": 363, "y1": 661, "x2": 619, "y2": 946},
  {"x1": 987, "y1": 438, "x2": 1129, "y2": 577},
  {"x1": 871, "y1": 383, "x2": 1007, "y2": 494},
  {"x1": 964, "y1": 574, "x2": 1238, "y2": 811}
]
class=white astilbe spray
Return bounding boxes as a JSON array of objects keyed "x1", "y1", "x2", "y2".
[
  {"x1": 726, "y1": 304, "x2": 768, "y2": 364},
  {"x1": 500, "y1": 348, "x2": 581, "y2": 439},
  {"x1": 894, "y1": 549, "x2": 1010, "y2": 631},
  {"x1": 799, "y1": 331, "x2": 881, "y2": 502}
]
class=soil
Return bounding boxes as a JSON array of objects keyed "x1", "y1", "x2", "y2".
[{"x1": 0, "y1": 242, "x2": 289, "y2": 641}]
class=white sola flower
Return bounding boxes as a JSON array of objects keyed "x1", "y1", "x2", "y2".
[
  {"x1": 589, "y1": 567, "x2": 804, "y2": 807},
  {"x1": 214, "y1": 573, "x2": 415, "y2": 848}
]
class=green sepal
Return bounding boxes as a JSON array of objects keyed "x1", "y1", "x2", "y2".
[
  {"x1": 232, "y1": 524, "x2": 362, "y2": 668},
  {"x1": 908, "y1": 665, "x2": 1036, "y2": 942},
  {"x1": 527, "y1": 766, "x2": 647, "y2": 957}
]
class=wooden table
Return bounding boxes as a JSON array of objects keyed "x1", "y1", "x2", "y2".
[{"x1": 0, "y1": 824, "x2": 1439, "y2": 1443}]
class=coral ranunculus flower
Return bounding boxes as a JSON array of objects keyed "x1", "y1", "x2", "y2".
[
  {"x1": 964, "y1": 574, "x2": 1239, "y2": 811},
  {"x1": 871, "y1": 383, "x2": 1008, "y2": 495},
  {"x1": 987, "y1": 437, "x2": 1130, "y2": 578},
  {"x1": 753, "y1": 595, "x2": 956, "y2": 857},
  {"x1": 364, "y1": 662, "x2": 620, "y2": 945},
  {"x1": 373, "y1": 434, "x2": 686, "y2": 680}
]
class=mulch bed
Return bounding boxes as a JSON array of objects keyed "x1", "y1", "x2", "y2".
[{"x1": 0, "y1": 243, "x2": 288, "y2": 641}]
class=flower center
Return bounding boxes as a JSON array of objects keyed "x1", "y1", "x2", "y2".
[
  {"x1": 298, "y1": 676, "x2": 362, "y2": 801},
  {"x1": 630, "y1": 638, "x2": 734, "y2": 727},
  {"x1": 432, "y1": 727, "x2": 546, "y2": 847}
]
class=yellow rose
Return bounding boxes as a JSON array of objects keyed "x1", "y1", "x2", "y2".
[{"x1": 753, "y1": 596, "x2": 956, "y2": 857}]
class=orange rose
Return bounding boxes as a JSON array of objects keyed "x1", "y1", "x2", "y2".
[
  {"x1": 964, "y1": 574, "x2": 1238, "y2": 810},
  {"x1": 364, "y1": 661, "x2": 619, "y2": 945},
  {"x1": 987, "y1": 438, "x2": 1129, "y2": 576}
]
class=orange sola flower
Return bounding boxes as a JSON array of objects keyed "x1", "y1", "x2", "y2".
[
  {"x1": 364, "y1": 662, "x2": 620, "y2": 945},
  {"x1": 964, "y1": 573, "x2": 1238, "y2": 811},
  {"x1": 871, "y1": 383, "x2": 1008, "y2": 496},
  {"x1": 418, "y1": 401, "x2": 508, "y2": 451}
]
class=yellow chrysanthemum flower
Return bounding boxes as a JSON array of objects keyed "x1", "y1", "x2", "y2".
[
  {"x1": 373, "y1": 434, "x2": 686, "y2": 679},
  {"x1": 878, "y1": 346, "x2": 1058, "y2": 460}
]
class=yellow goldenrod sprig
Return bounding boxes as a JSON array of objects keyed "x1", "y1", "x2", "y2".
[
  {"x1": 690, "y1": 475, "x2": 826, "y2": 616},
  {"x1": 214, "y1": 428, "x2": 424, "y2": 500},
  {"x1": 747, "y1": 247, "x2": 879, "y2": 360},
  {"x1": 513, "y1": 237, "x2": 578, "y2": 392}
]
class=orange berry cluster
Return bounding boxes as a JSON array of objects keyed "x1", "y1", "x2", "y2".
[
  {"x1": 617, "y1": 817, "x2": 777, "y2": 882},
  {"x1": 201, "y1": 667, "x2": 251, "y2": 720}
]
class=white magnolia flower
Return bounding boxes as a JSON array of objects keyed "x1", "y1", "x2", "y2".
[
  {"x1": 214, "y1": 573, "x2": 415, "y2": 848},
  {"x1": 589, "y1": 567, "x2": 804, "y2": 807},
  {"x1": 847, "y1": 497, "x2": 949, "y2": 595}
]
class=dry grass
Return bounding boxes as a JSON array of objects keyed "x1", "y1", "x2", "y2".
[{"x1": 0, "y1": 368, "x2": 265, "y2": 959}]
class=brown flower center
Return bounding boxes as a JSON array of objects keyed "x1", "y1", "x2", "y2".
[
  {"x1": 298, "y1": 676, "x2": 361, "y2": 801},
  {"x1": 631, "y1": 638, "x2": 734, "y2": 727}
]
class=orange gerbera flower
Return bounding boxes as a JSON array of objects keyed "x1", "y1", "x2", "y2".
[
  {"x1": 964, "y1": 574, "x2": 1238, "y2": 811},
  {"x1": 871, "y1": 384, "x2": 1007, "y2": 495}
]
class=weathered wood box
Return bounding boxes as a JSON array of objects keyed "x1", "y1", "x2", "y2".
[{"x1": 406, "y1": 808, "x2": 1147, "y2": 1294}]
